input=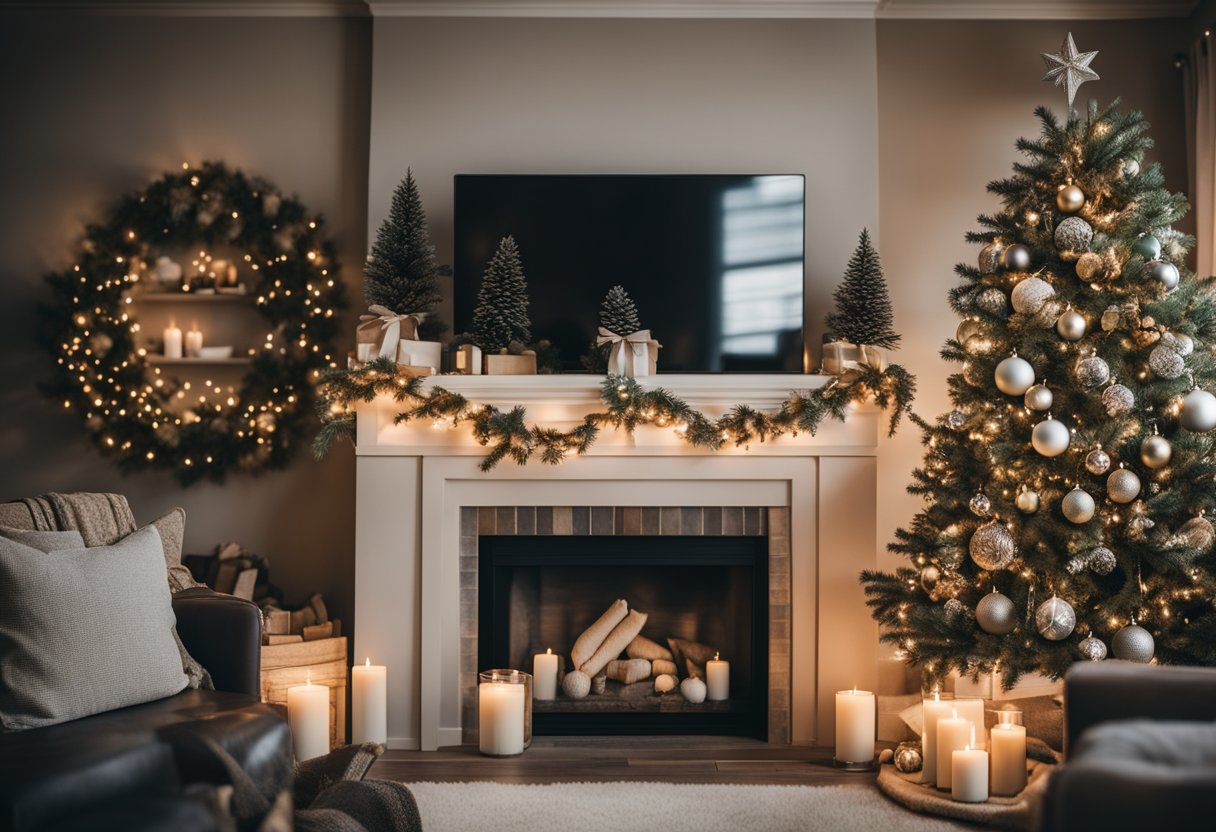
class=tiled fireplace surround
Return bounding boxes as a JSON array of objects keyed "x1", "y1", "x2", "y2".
[{"x1": 459, "y1": 505, "x2": 793, "y2": 744}]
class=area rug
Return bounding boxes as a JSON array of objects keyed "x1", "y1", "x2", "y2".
[{"x1": 404, "y1": 781, "x2": 970, "y2": 832}]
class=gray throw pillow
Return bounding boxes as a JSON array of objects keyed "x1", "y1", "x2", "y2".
[
  {"x1": 0, "y1": 526, "x2": 189, "y2": 731},
  {"x1": 0, "y1": 526, "x2": 86, "y2": 551}
]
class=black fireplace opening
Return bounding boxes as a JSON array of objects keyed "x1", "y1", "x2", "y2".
[{"x1": 478, "y1": 535, "x2": 768, "y2": 738}]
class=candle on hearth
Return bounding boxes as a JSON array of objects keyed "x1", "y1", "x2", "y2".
[
  {"x1": 286, "y1": 672, "x2": 330, "y2": 761},
  {"x1": 706, "y1": 653, "x2": 730, "y2": 701},
  {"x1": 185, "y1": 322, "x2": 203, "y2": 358},
  {"x1": 834, "y1": 688, "x2": 876, "y2": 768},
  {"x1": 163, "y1": 319, "x2": 183, "y2": 359},
  {"x1": 952, "y1": 696, "x2": 986, "y2": 749},
  {"x1": 921, "y1": 689, "x2": 954, "y2": 787},
  {"x1": 479, "y1": 670, "x2": 527, "y2": 757},
  {"x1": 533, "y1": 649, "x2": 558, "y2": 701},
  {"x1": 952, "y1": 730, "x2": 989, "y2": 803},
  {"x1": 990, "y1": 720, "x2": 1028, "y2": 796},
  {"x1": 351, "y1": 657, "x2": 387, "y2": 744},
  {"x1": 936, "y1": 708, "x2": 972, "y2": 790}
]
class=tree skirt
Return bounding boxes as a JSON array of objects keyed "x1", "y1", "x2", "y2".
[
  {"x1": 875, "y1": 760, "x2": 1056, "y2": 831},
  {"x1": 404, "y1": 781, "x2": 969, "y2": 832}
]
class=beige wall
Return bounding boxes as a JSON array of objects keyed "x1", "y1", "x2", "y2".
[{"x1": 0, "y1": 12, "x2": 371, "y2": 638}]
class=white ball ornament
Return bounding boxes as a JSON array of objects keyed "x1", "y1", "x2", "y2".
[
  {"x1": 995, "y1": 353, "x2": 1036, "y2": 396},
  {"x1": 1163, "y1": 332, "x2": 1194, "y2": 356},
  {"x1": 1121, "y1": 158, "x2": 1140, "y2": 178},
  {"x1": 680, "y1": 677, "x2": 707, "y2": 704},
  {"x1": 1016, "y1": 487, "x2": 1040, "y2": 514},
  {"x1": 1056, "y1": 308, "x2": 1087, "y2": 341},
  {"x1": 1032, "y1": 415, "x2": 1070, "y2": 457},
  {"x1": 561, "y1": 670, "x2": 591, "y2": 699},
  {"x1": 1140, "y1": 434, "x2": 1172, "y2": 469},
  {"x1": 1180, "y1": 388, "x2": 1216, "y2": 433},
  {"x1": 1024, "y1": 382, "x2": 1053, "y2": 411},
  {"x1": 1011, "y1": 277, "x2": 1055, "y2": 315},
  {"x1": 1062, "y1": 487, "x2": 1096, "y2": 524}
]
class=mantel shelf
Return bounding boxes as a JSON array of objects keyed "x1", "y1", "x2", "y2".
[
  {"x1": 147, "y1": 355, "x2": 252, "y2": 366},
  {"x1": 133, "y1": 292, "x2": 253, "y2": 303}
]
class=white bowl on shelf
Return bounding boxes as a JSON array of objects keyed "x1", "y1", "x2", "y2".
[{"x1": 197, "y1": 346, "x2": 234, "y2": 360}]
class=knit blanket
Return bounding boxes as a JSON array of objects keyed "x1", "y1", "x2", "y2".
[{"x1": 21, "y1": 492, "x2": 137, "y2": 545}]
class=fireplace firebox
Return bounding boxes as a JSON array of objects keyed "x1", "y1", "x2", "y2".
[{"x1": 479, "y1": 535, "x2": 769, "y2": 738}]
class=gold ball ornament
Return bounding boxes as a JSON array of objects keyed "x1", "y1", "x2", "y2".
[
  {"x1": 1024, "y1": 382, "x2": 1053, "y2": 411},
  {"x1": 1035, "y1": 596, "x2": 1077, "y2": 641},
  {"x1": 894, "y1": 742, "x2": 923, "y2": 774},
  {"x1": 1032, "y1": 415, "x2": 1071, "y2": 457},
  {"x1": 1056, "y1": 183, "x2": 1086, "y2": 213},
  {"x1": 1076, "y1": 251, "x2": 1105, "y2": 281},
  {"x1": 1140, "y1": 434, "x2": 1172, "y2": 469},
  {"x1": 1107, "y1": 466, "x2": 1142, "y2": 504},
  {"x1": 1062, "y1": 486, "x2": 1096, "y2": 524},
  {"x1": 956, "y1": 318, "x2": 984, "y2": 348},
  {"x1": 920, "y1": 564, "x2": 942, "y2": 592},
  {"x1": 974, "y1": 287, "x2": 1010, "y2": 317},
  {"x1": 1078, "y1": 635, "x2": 1108, "y2": 661},
  {"x1": 969, "y1": 522, "x2": 1017, "y2": 571}
]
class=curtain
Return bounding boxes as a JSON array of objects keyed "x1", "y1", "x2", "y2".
[{"x1": 1184, "y1": 34, "x2": 1216, "y2": 278}]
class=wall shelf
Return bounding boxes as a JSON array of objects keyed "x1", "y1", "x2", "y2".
[
  {"x1": 147, "y1": 355, "x2": 252, "y2": 366},
  {"x1": 134, "y1": 292, "x2": 253, "y2": 303}
]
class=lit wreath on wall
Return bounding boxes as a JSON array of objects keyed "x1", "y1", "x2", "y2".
[{"x1": 41, "y1": 162, "x2": 346, "y2": 485}]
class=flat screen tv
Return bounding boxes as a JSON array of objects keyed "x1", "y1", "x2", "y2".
[{"x1": 453, "y1": 174, "x2": 805, "y2": 373}]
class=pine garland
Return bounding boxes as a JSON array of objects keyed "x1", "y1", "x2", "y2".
[{"x1": 314, "y1": 357, "x2": 916, "y2": 471}]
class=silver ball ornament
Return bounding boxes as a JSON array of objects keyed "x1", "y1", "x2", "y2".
[
  {"x1": 1062, "y1": 487, "x2": 1096, "y2": 524},
  {"x1": 1143, "y1": 259, "x2": 1180, "y2": 290},
  {"x1": 970, "y1": 523, "x2": 1017, "y2": 571},
  {"x1": 1107, "y1": 467, "x2": 1142, "y2": 504},
  {"x1": 969, "y1": 493, "x2": 992, "y2": 516},
  {"x1": 1056, "y1": 308, "x2": 1087, "y2": 341},
  {"x1": 1111, "y1": 624, "x2": 1155, "y2": 663},
  {"x1": 947, "y1": 410, "x2": 968, "y2": 430},
  {"x1": 1149, "y1": 344, "x2": 1186, "y2": 379},
  {"x1": 975, "y1": 287, "x2": 1009, "y2": 316},
  {"x1": 1056, "y1": 183, "x2": 1086, "y2": 213},
  {"x1": 1084, "y1": 446, "x2": 1111, "y2": 475},
  {"x1": 1035, "y1": 596, "x2": 1077, "y2": 640},
  {"x1": 1016, "y1": 488, "x2": 1040, "y2": 514},
  {"x1": 1102, "y1": 383, "x2": 1135, "y2": 416},
  {"x1": 1024, "y1": 383, "x2": 1053, "y2": 411},
  {"x1": 995, "y1": 353, "x2": 1036, "y2": 396},
  {"x1": 1140, "y1": 434, "x2": 1172, "y2": 469},
  {"x1": 1054, "y1": 217, "x2": 1094, "y2": 256},
  {"x1": 978, "y1": 242, "x2": 1004, "y2": 273},
  {"x1": 1002, "y1": 244, "x2": 1032, "y2": 272},
  {"x1": 1121, "y1": 158, "x2": 1140, "y2": 178},
  {"x1": 1032, "y1": 416, "x2": 1071, "y2": 457},
  {"x1": 1075, "y1": 354, "x2": 1111, "y2": 388},
  {"x1": 1078, "y1": 635, "x2": 1108, "y2": 661},
  {"x1": 920, "y1": 564, "x2": 942, "y2": 592},
  {"x1": 1011, "y1": 277, "x2": 1055, "y2": 315},
  {"x1": 1132, "y1": 234, "x2": 1162, "y2": 261},
  {"x1": 1180, "y1": 388, "x2": 1216, "y2": 433},
  {"x1": 976, "y1": 591, "x2": 1018, "y2": 635},
  {"x1": 1076, "y1": 252, "x2": 1105, "y2": 281}
]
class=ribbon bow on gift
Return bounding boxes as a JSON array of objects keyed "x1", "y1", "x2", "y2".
[
  {"x1": 357, "y1": 305, "x2": 427, "y2": 359},
  {"x1": 596, "y1": 327, "x2": 656, "y2": 377}
]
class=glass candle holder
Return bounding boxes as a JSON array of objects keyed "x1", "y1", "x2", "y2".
[
  {"x1": 990, "y1": 706, "x2": 1027, "y2": 796},
  {"x1": 478, "y1": 669, "x2": 532, "y2": 757},
  {"x1": 833, "y1": 688, "x2": 876, "y2": 770}
]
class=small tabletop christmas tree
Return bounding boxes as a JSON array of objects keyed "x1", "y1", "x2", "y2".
[
  {"x1": 364, "y1": 169, "x2": 448, "y2": 339},
  {"x1": 862, "y1": 35, "x2": 1216, "y2": 688},
  {"x1": 471, "y1": 235, "x2": 531, "y2": 353},
  {"x1": 826, "y1": 229, "x2": 900, "y2": 350},
  {"x1": 600, "y1": 285, "x2": 641, "y2": 336}
]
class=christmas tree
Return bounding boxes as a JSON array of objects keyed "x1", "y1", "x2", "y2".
[
  {"x1": 862, "y1": 49, "x2": 1216, "y2": 686},
  {"x1": 364, "y1": 169, "x2": 448, "y2": 339},
  {"x1": 826, "y1": 229, "x2": 901, "y2": 350},
  {"x1": 471, "y1": 235, "x2": 531, "y2": 353}
]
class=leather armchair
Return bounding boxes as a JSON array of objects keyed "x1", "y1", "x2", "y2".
[{"x1": 173, "y1": 587, "x2": 263, "y2": 696}]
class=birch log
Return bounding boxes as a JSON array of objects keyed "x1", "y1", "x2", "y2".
[
  {"x1": 579, "y1": 610, "x2": 648, "y2": 678},
  {"x1": 571, "y1": 600, "x2": 628, "y2": 669}
]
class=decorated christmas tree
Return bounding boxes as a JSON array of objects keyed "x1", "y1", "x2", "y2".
[
  {"x1": 471, "y1": 235, "x2": 531, "y2": 353},
  {"x1": 826, "y1": 229, "x2": 901, "y2": 350},
  {"x1": 862, "y1": 36, "x2": 1216, "y2": 688},
  {"x1": 364, "y1": 169, "x2": 448, "y2": 339}
]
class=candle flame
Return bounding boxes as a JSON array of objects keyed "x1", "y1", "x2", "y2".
[
  {"x1": 546, "y1": 648, "x2": 552, "y2": 655},
  {"x1": 365, "y1": 657, "x2": 371, "y2": 667},
  {"x1": 964, "y1": 743, "x2": 971, "y2": 752},
  {"x1": 306, "y1": 670, "x2": 312, "y2": 686},
  {"x1": 191, "y1": 320, "x2": 199, "y2": 332},
  {"x1": 714, "y1": 652, "x2": 720, "y2": 661},
  {"x1": 951, "y1": 707, "x2": 958, "y2": 718},
  {"x1": 970, "y1": 724, "x2": 976, "y2": 746}
]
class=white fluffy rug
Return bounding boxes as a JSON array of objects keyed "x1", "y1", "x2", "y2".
[{"x1": 404, "y1": 781, "x2": 969, "y2": 832}]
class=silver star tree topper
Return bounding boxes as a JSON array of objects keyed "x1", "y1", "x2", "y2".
[{"x1": 1041, "y1": 32, "x2": 1099, "y2": 113}]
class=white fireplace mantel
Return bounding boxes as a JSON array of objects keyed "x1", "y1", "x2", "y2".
[{"x1": 354, "y1": 373, "x2": 880, "y2": 750}]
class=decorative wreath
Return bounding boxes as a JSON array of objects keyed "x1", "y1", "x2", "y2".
[{"x1": 41, "y1": 162, "x2": 346, "y2": 485}]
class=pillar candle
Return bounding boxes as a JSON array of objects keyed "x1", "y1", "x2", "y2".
[
  {"x1": 936, "y1": 709, "x2": 972, "y2": 790},
  {"x1": 952, "y1": 739, "x2": 990, "y2": 803},
  {"x1": 533, "y1": 649, "x2": 558, "y2": 701},
  {"x1": 834, "y1": 688, "x2": 876, "y2": 766},
  {"x1": 351, "y1": 657, "x2": 387, "y2": 744},
  {"x1": 921, "y1": 691, "x2": 954, "y2": 787},
  {"x1": 479, "y1": 675, "x2": 526, "y2": 756},
  {"x1": 953, "y1": 696, "x2": 987, "y2": 749},
  {"x1": 990, "y1": 722, "x2": 1028, "y2": 796},
  {"x1": 163, "y1": 320, "x2": 183, "y2": 359},
  {"x1": 397, "y1": 339, "x2": 442, "y2": 372},
  {"x1": 706, "y1": 653, "x2": 730, "y2": 701},
  {"x1": 185, "y1": 323, "x2": 203, "y2": 358},
  {"x1": 286, "y1": 674, "x2": 330, "y2": 761}
]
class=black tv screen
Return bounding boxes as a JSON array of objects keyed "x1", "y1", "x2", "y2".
[{"x1": 453, "y1": 175, "x2": 805, "y2": 373}]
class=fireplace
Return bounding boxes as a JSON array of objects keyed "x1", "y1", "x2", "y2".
[{"x1": 479, "y1": 534, "x2": 769, "y2": 738}]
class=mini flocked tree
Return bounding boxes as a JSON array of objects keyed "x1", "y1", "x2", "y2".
[
  {"x1": 861, "y1": 47, "x2": 1216, "y2": 688},
  {"x1": 826, "y1": 229, "x2": 901, "y2": 350},
  {"x1": 582, "y1": 285, "x2": 643, "y2": 372},
  {"x1": 364, "y1": 169, "x2": 448, "y2": 339},
  {"x1": 470, "y1": 235, "x2": 531, "y2": 353}
]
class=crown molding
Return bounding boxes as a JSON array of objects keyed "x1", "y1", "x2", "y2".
[
  {"x1": 877, "y1": 0, "x2": 1198, "y2": 20},
  {"x1": 365, "y1": 0, "x2": 879, "y2": 17},
  {"x1": 0, "y1": 1, "x2": 369, "y2": 16}
]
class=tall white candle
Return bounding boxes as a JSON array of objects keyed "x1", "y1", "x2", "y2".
[
  {"x1": 952, "y1": 739, "x2": 989, "y2": 803},
  {"x1": 922, "y1": 691, "x2": 954, "y2": 787},
  {"x1": 286, "y1": 673, "x2": 330, "y2": 761},
  {"x1": 706, "y1": 653, "x2": 730, "y2": 701},
  {"x1": 163, "y1": 319, "x2": 183, "y2": 359},
  {"x1": 953, "y1": 697, "x2": 987, "y2": 749},
  {"x1": 351, "y1": 657, "x2": 387, "y2": 744},
  {"x1": 834, "y1": 688, "x2": 876, "y2": 766},
  {"x1": 533, "y1": 649, "x2": 558, "y2": 701},
  {"x1": 185, "y1": 322, "x2": 203, "y2": 358},
  {"x1": 936, "y1": 708, "x2": 972, "y2": 790},
  {"x1": 990, "y1": 722, "x2": 1028, "y2": 795},
  {"x1": 479, "y1": 675, "x2": 526, "y2": 756}
]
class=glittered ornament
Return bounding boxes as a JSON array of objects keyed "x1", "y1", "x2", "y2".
[
  {"x1": 1032, "y1": 415, "x2": 1070, "y2": 457},
  {"x1": 970, "y1": 522, "x2": 1016, "y2": 571},
  {"x1": 969, "y1": 493, "x2": 992, "y2": 516},
  {"x1": 894, "y1": 742, "x2": 923, "y2": 774},
  {"x1": 1156, "y1": 515, "x2": 1216, "y2": 553},
  {"x1": 947, "y1": 410, "x2": 968, "y2": 430},
  {"x1": 1100, "y1": 305, "x2": 1125, "y2": 332},
  {"x1": 1056, "y1": 183, "x2": 1086, "y2": 213},
  {"x1": 978, "y1": 241, "x2": 1005, "y2": 273},
  {"x1": 1024, "y1": 382, "x2": 1053, "y2": 411},
  {"x1": 1035, "y1": 597, "x2": 1077, "y2": 641},
  {"x1": 1107, "y1": 466, "x2": 1141, "y2": 504},
  {"x1": 1132, "y1": 234, "x2": 1162, "y2": 261},
  {"x1": 1161, "y1": 331, "x2": 1194, "y2": 356},
  {"x1": 1149, "y1": 344, "x2": 1186, "y2": 379},
  {"x1": 1056, "y1": 307, "x2": 1087, "y2": 341},
  {"x1": 995, "y1": 353, "x2": 1036, "y2": 395},
  {"x1": 1054, "y1": 216, "x2": 1093, "y2": 256},
  {"x1": 1002, "y1": 244, "x2": 1033, "y2": 272},
  {"x1": 1076, "y1": 251, "x2": 1105, "y2": 281},
  {"x1": 975, "y1": 287, "x2": 1010, "y2": 316},
  {"x1": 1069, "y1": 546, "x2": 1117, "y2": 576},
  {"x1": 1121, "y1": 158, "x2": 1140, "y2": 178},
  {"x1": 976, "y1": 591, "x2": 1018, "y2": 634},
  {"x1": 1016, "y1": 487, "x2": 1041, "y2": 514},
  {"x1": 937, "y1": 543, "x2": 966, "y2": 570},
  {"x1": 1084, "y1": 446, "x2": 1111, "y2": 475},
  {"x1": 1140, "y1": 434, "x2": 1172, "y2": 469},
  {"x1": 1181, "y1": 388, "x2": 1216, "y2": 432},
  {"x1": 1078, "y1": 635, "x2": 1108, "y2": 661},
  {"x1": 1062, "y1": 487, "x2": 1096, "y2": 524},
  {"x1": 1111, "y1": 624, "x2": 1154, "y2": 662},
  {"x1": 1143, "y1": 259, "x2": 1180, "y2": 290},
  {"x1": 920, "y1": 564, "x2": 942, "y2": 592},
  {"x1": 1011, "y1": 277, "x2": 1055, "y2": 315},
  {"x1": 1075, "y1": 354, "x2": 1110, "y2": 388},
  {"x1": 944, "y1": 598, "x2": 968, "y2": 621},
  {"x1": 1102, "y1": 383, "x2": 1135, "y2": 416}
]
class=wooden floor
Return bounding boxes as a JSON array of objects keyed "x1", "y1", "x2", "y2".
[{"x1": 370, "y1": 736, "x2": 887, "y2": 787}]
